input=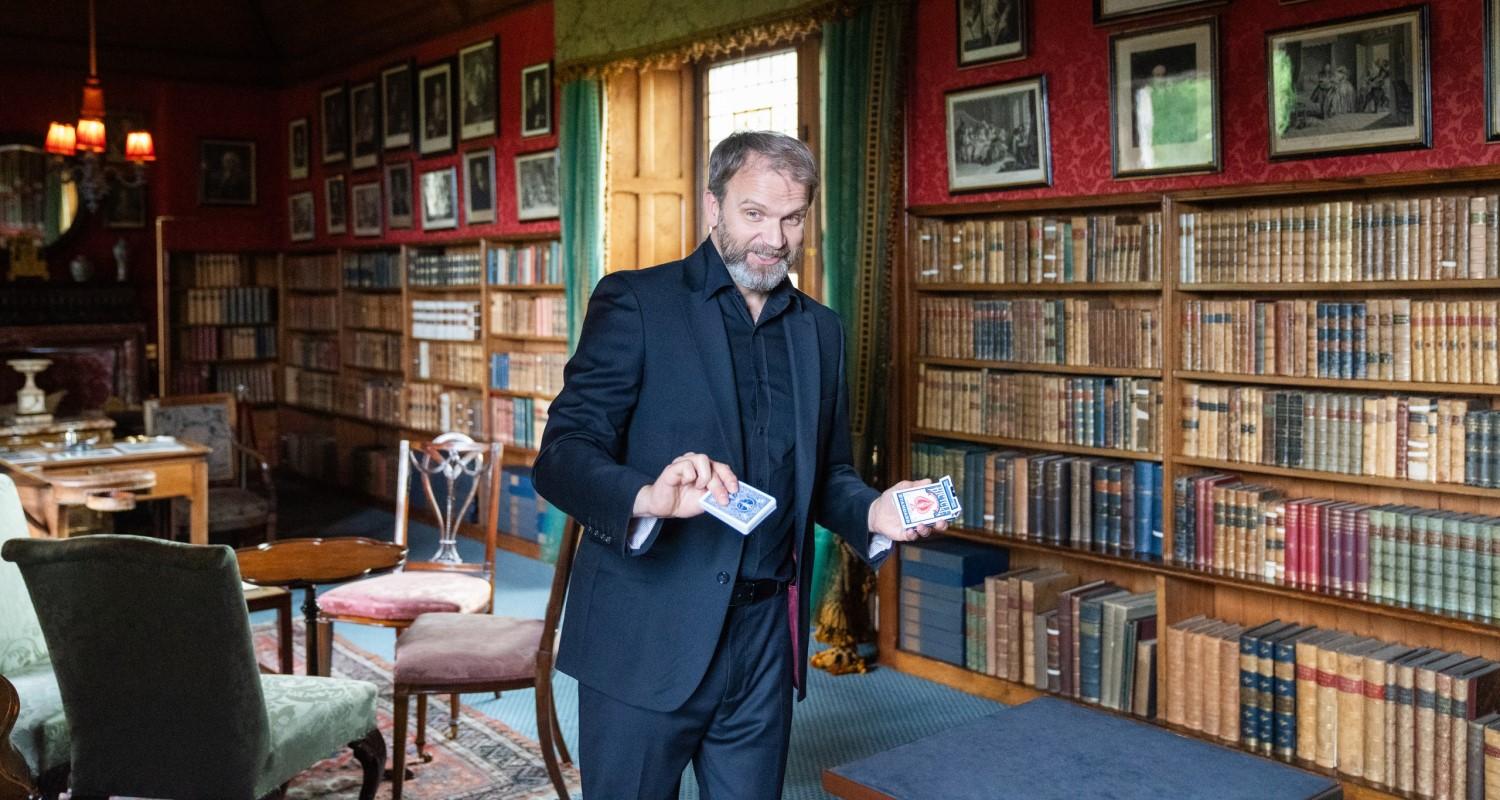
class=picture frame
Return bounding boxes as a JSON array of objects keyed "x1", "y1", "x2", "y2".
[
  {"x1": 521, "y1": 62, "x2": 553, "y2": 137},
  {"x1": 1487, "y1": 0, "x2": 1500, "y2": 141},
  {"x1": 1266, "y1": 5, "x2": 1430, "y2": 160},
  {"x1": 289, "y1": 191, "x2": 315, "y2": 242},
  {"x1": 104, "y1": 180, "x2": 146, "y2": 229},
  {"x1": 381, "y1": 61, "x2": 415, "y2": 150},
  {"x1": 1109, "y1": 18, "x2": 1220, "y2": 178},
  {"x1": 385, "y1": 161, "x2": 414, "y2": 230},
  {"x1": 944, "y1": 75, "x2": 1051, "y2": 192},
  {"x1": 352, "y1": 181, "x2": 383, "y2": 237},
  {"x1": 515, "y1": 150, "x2": 560, "y2": 221},
  {"x1": 459, "y1": 38, "x2": 499, "y2": 141},
  {"x1": 104, "y1": 110, "x2": 147, "y2": 163},
  {"x1": 198, "y1": 139, "x2": 257, "y2": 206},
  {"x1": 288, "y1": 117, "x2": 308, "y2": 179},
  {"x1": 420, "y1": 166, "x2": 459, "y2": 230},
  {"x1": 350, "y1": 80, "x2": 380, "y2": 170},
  {"x1": 957, "y1": 0, "x2": 1027, "y2": 67},
  {"x1": 325, "y1": 174, "x2": 347, "y2": 235},
  {"x1": 1095, "y1": 0, "x2": 1224, "y2": 24},
  {"x1": 320, "y1": 84, "x2": 348, "y2": 164},
  {"x1": 463, "y1": 148, "x2": 497, "y2": 224},
  {"x1": 418, "y1": 60, "x2": 456, "y2": 155}
]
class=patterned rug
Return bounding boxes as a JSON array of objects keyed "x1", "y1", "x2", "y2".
[{"x1": 252, "y1": 621, "x2": 581, "y2": 800}]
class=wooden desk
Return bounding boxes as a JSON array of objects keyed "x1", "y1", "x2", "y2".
[{"x1": 1, "y1": 441, "x2": 212, "y2": 544}]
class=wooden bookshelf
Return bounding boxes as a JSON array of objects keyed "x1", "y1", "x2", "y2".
[
  {"x1": 1174, "y1": 370, "x2": 1500, "y2": 396},
  {"x1": 911, "y1": 428, "x2": 1163, "y2": 462},
  {"x1": 921, "y1": 356, "x2": 1161, "y2": 377},
  {"x1": 914, "y1": 281, "x2": 1161, "y2": 294}
]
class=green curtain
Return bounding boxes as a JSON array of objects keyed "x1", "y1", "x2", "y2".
[{"x1": 560, "y1": 79, "x2": 605, "y2": 349}]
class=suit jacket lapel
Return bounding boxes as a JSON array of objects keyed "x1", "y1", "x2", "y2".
[
  {"x1": 682, "y1": 269, "x2": 745, "y2": 478},
  {"x1": 787, "y1": 306, "x2": 820, "y2": 562}
]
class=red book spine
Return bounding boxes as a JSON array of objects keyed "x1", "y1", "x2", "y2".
[{"x1": 1307, "y1": 503, "x2": 1323, "y2": 592}]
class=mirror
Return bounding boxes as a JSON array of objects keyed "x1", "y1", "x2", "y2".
[{"x1": 0, "y1": 143, "x2": 83, "y2": 248}]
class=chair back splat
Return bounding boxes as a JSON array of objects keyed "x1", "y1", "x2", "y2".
[{"x1": 396, "y1": 433, "x2": 502, "y2": 574}]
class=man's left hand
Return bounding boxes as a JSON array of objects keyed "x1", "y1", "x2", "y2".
[{"x1": 868, "y1": 479, "x2": 951, "y2": 542}]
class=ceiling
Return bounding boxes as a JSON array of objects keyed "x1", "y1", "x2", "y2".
[{"x1": 0, "y1": 0, "x2": 539, "y2": 85}]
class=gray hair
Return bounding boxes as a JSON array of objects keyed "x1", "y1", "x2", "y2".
[{"x1": 707, "y1": 131, "x2": 819, "y2": 205}]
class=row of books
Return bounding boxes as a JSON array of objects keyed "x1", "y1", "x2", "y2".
[
  {"x1": 1177, "y1": 193, "x2": 1500, "y2": 284},
  {"x1": 497, "y1": 466, "x2": 565, "y2": 544},
  {"x1": 279, "y1": 431, "x2": 337, "y2": 478},
  {"x1": 912, "y1": 440, "x2": 1164, "y2": 557},
  {"x1": 411, "y1": 299, "x2": 481, "y2": 341},
  {"x1": 489, "y1": 241, "x2": 562, "y2": 286},
  {"x1": 1174, "y1": 471, "x2": 1500, "y2": 620},
  {"x1": 351, "y1": 377, "x2": 405, "y2": 426},
  {"x1": 285, "y1": 334, "x2": 338, "y2": 372},
  {"x1": 283, "y1": 366, "x2": 336, "y2": 411},
  {"x1": 344, "y1": 331, "x2": 403, "y2": 373},
  {"x1": 411, "y1": 341, "x2": 485, "y2": 385},
  {"x1": 177, "y1": 287, "x2": 275, "y2": 326},
  {"x1": 409, "y1": 247, "x2": 483, "y2": 287},
  {"x1": 176, "y1": 253, "x2": 275, "y2": 288},
  {"x1": 916, "y1": 366, "x2": 1163, "y2": 454},
  {"x1": 1182, "y1": 384, "x2": 1499, "y2": 487},
  {"x1": 1181, "y1": 298, "x2": 1500, "y2": 384},
  {"x1": 489, "y1": 294, "x2": 568, "y2": 338},
  {"x1": 214, "y1": 364, "x2": 275, "y2": 404},
  {"x1": 343, "y1": 250, "x2": 401, "y2": 289},
  {"x1": 344, "y1": 293, "x2": 402, "y2": 331},
  {"x1": 285, "y1": 294, "x2": 338, "y2": 332},
  {"x1": 175, "y1": 326, "x2": 276, "y2": 362},
  {"x1": 912, "y1": 212, "x2": 1164, "y2": 285},
  {"x1": 897, "y1": 538, "x2": 1008, "y2": 667},
  {"x1": 490, "y1": 396, "x2": 549, "y2": 450},
  {"x1": 351, "y1": 446, "x2": 398, "y2": 502},
  {"x1": 406, "y1": 383, "x2": 483, "y2": 438},
  {"x1": 918, "y1": 297, "x2": 1162, "y2": 369},
  {"x1": 489, "y1": 351, "x2": 566, "y2": 395},
  {"x1": 284, "y1": 253, "x2": 341, "y2": 291}
]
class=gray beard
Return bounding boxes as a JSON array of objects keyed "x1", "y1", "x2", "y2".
[{"x1": 716, "y1": 218, "x2": 798, "y2": 293}]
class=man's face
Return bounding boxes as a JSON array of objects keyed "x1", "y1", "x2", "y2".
[{"x1": 705, "y1": 154, "x2": 808, "y2": 293}]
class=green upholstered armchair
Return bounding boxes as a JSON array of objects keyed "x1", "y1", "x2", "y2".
[{"x1": 1, "y1": 534, "x2": 386, "y2": 800}]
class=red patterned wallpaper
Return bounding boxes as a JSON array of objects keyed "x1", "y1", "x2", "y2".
[{"x1": 908, "y1": 0, "x2": 1500, "y2": 207}]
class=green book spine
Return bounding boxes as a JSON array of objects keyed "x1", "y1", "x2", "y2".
[
  {"x1": 1370, "y1": 507, "x2": 1388, "y2": 603},
  {"x1": 1476, "y1": 520, "x2": 1495, "y2": 620},
  {"x1": 1411, "y1": 513, "x2": 1430, "y2": 610},
  {"x1": 1394, "y1": 509, "x2": 1413, "y2": 607},
  {"x1": 965, "y1": 586, "x2": 986, "y2": 674},
  {"x1": 1437, "y1": 514, "x2": 1456, "y2": 614},
  {"x1": 1458, "y1": 518, "x2": 1478, "y2": 618}
]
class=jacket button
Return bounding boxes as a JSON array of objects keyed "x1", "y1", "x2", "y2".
[{"x1": 717, "y1": 571, "x2": 730, "y2": 584}]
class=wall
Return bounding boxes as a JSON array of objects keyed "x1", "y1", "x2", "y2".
[
  {"x1": 907, "y1": 0, "x2": 1500, "y2": 207},
  {"x1": 281, "y1": 1, "x2": 559, "y2": 250}
]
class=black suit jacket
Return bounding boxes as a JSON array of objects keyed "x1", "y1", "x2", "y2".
[{"x1": 533, "y1": 239, "x2": 886, "y2": 712}]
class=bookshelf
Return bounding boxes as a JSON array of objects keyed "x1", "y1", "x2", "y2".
[{"x1": 891, "y1": 168, "x2": 1500, "y2": 800}]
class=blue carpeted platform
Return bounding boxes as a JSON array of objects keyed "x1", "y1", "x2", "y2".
[{"x1": 826, "y1": 697, "x2": 1341, "y2": 800}]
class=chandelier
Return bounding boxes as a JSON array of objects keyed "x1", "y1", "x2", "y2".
[{"x1": 44, "y1": 0, "x2": 155, "y2": 214}]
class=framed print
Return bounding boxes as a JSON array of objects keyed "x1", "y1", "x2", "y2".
[
  {"x1": 521, "y1": 62, "x2": 553, "y2": 136},
  {"x1": 957, "y1": 0, "x2": 1026, "y2": 67},
  {"x1": 1488, "y1": 0, "x2": 1500, "y2": 140},
  {"x1": 1109, "y1": 18, "x2": 1220, "y2": 178},
  {"x1": 1266, "y1": 6, "x2": 1430, "y2": 159},
  {"x1": 199, "y1": 139, "x2": 256, "y2": 206},
  {"x1": 420, "y1": 166, "x2": 459, "y2": 230},
  {"x1": 320, "y1": 85, "x2": 348, "y2": 164},
  {"x1": 459, "y1": 38, "x2": 499, "y2": 140},
  {"x1": 944, "y1": 76, "x2": 1051, "y2": 192},
  {"x1": 350, "y1": 80, "x2": 380, "y2": 170},
  {"x1": 352, "y1": 181, "x2": 382, "y2": 237},
  {"x1": 464, "y1": 148, "x2": 497, "y2": 224},
  {"x1": 381, "y1": 61, "x2": 414, "y2": 150},
  {"x1": 325, "y1": 174, "x2": 347, "y2": 235},
  {"x1": 385, "y1": 161, "x2": 414, "y2": 230},
  {"x1": 288, "y1": 117, "x2": 309, "y2": 179},
  {"x1": 104, "y1": 181, "x2": 145, "y2": 229},
  {"x1": 515, "y1": 150, "x2": 560, "y2": 221},
  {"x1": 418, "y1": 60, "x2": 455, "y2": 155},
  {"x1": 289, "y1": 191, "x2": 315, "y2": 242},
  {"x1": 1096, "y1": 0, "x2": 1223, "y2": 24}
]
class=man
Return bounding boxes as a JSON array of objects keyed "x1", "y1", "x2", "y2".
[
  {"x1": 469, "y1": 157, "x2": 492, "y2": 212},
  {"x1": 533, "y1": 130, "x2": 944, "y2": 799}
]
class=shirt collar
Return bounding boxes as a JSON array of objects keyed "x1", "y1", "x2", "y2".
[{"x1": 704, "y1": 237, "x2": 799, "y2": 312}]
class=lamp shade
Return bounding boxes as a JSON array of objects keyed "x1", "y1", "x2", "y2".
[
  {"x1": 124, "y1": 131, "x2": 155, "y2": 162},
  {"x1": 45, "y1": 122, "x2": 77, "y2": 156},
  {"x1": 76, "y1": 118, "x2": 105, "y2": 153}
]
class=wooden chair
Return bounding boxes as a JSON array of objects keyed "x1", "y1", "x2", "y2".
[
  {"x1": 143, "y1": 390, "x2": 276, "y2": 546},
  {"x1": 0, "y1": 675, "x2": 34, "y2": 800},
  {"x1": 389, "y1": 517, "x2": 578, "y2": 799}
]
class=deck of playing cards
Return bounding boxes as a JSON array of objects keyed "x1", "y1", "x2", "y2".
[
  {"x1": 700, "y1": 482, "x2": 778, "y2": 535},
  {"x1": 893, "y1": 476, "x2": 962, "y2": 529}
]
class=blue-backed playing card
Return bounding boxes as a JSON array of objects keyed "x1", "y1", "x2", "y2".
[{"x1": 700, "y1": 482, "x2": 778, "y2": 535}]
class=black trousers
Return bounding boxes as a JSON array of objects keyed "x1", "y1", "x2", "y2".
[{"x1": 577, "y1": 593, "x2": 794, "y2": 799}]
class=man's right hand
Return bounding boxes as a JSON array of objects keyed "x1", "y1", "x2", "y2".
[{"x1": 633, "y1": 452, "x2": 739, "y2": 519}]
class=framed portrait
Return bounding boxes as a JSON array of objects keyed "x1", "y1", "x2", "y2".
[
  {"x1": 288, "y1": 117, "x2": 309, "y2": 179},
  {"x1": 1266, "y1": 6, "x2": 1430, "y2": 159},
  {"x1": 944, "y1": 76, "x2": 1051, "y2": 192},
  {"x1": 381, "y1": 61, "x2": 414, "y2": 150},
  {"x1": 104, "y1": 181, "x2": 146, "y2": 229},
  {"x1": 1096, "y1": 0, "x2": 1224, "y2": 24},
  {"x1": 351, "y1": 181, "x2": 382, "y2": 237},
  {"x1": 320, "y1": 85, "x2": 348, "y2": 164},
  {"x1": 957, "y1": 0, "x2": 1026, "y2": 67},
  {"x1": 515, "y1": 150, "x2": 560, "y2": 221},
  {"x1": 1488, "y1": 0, "x2": 1500, "y2": 140},
  {"x1": 463, "y1": 148, "x2": 497, "y2": 224},
  {"x1": 521, "y1": 62, "x2": 553, "y2": 137},
  {"x1": 459, "y1": 38, "x2": 499, "y2": 140},
  {"x1": 420, "y1": 166, "x2": 459, "y2": 230},
  {"x1": 289, "y1": 191, "x2": 315, "y2": 242},
  {"x1": 199, "y1": 139, "x2": 256, "y2": 206},
  {"x1": 1109, "y1": 18, "x2": 1220, "y2": 178},
  {"x1": 418, "y1": 60, "x2": 455, "y2": 155},
  {"x1": 385, "y1": 161, "x2": 414, "y2": 230},
  {"x1": 350, "y1": 80, "x2": 380, "y2": 170},
  {"x1": 325, "y1": 174, "x2": 347, "y2": 235}
]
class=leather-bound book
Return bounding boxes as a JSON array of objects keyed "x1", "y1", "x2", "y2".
[
  {"x1": 1317, "y1": 635, "x2": 1367, "y2": 769},
  {"x1": 1242, "y1": 620, "x2": 1293, "y2": 753},
  {"x1": 1450, "y1": 660, "x2": 1500, "y2": 800},
  {"x1": 1134, "y1": 638, "x2": 1158, "y2": 718},
  {"x1": 1185, "y1": 619, "x2": 1225, "y2": 732},
  {"x1": 1418, "y1": 653, "x2": 1478, "y2": 799},
  {"x1": 1043, "y1": 608, "x2": 1062, "y2": 693},
  {"x1": 1272, "y1": 626, "x2": 1319, "y2": 761},
  {"x1": 1362, "y1": 643, "x2": 1417, "y2": 789},
  {"x1": 1058, "y1": 580, "x2": 1112, "y2": 698},
  {"x1": 1220, "y1": 626, "x2": 1246, "y2": 743},
  {"x1": 1336, "y1": 638, "x2": 1386, "y2": 776}
]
